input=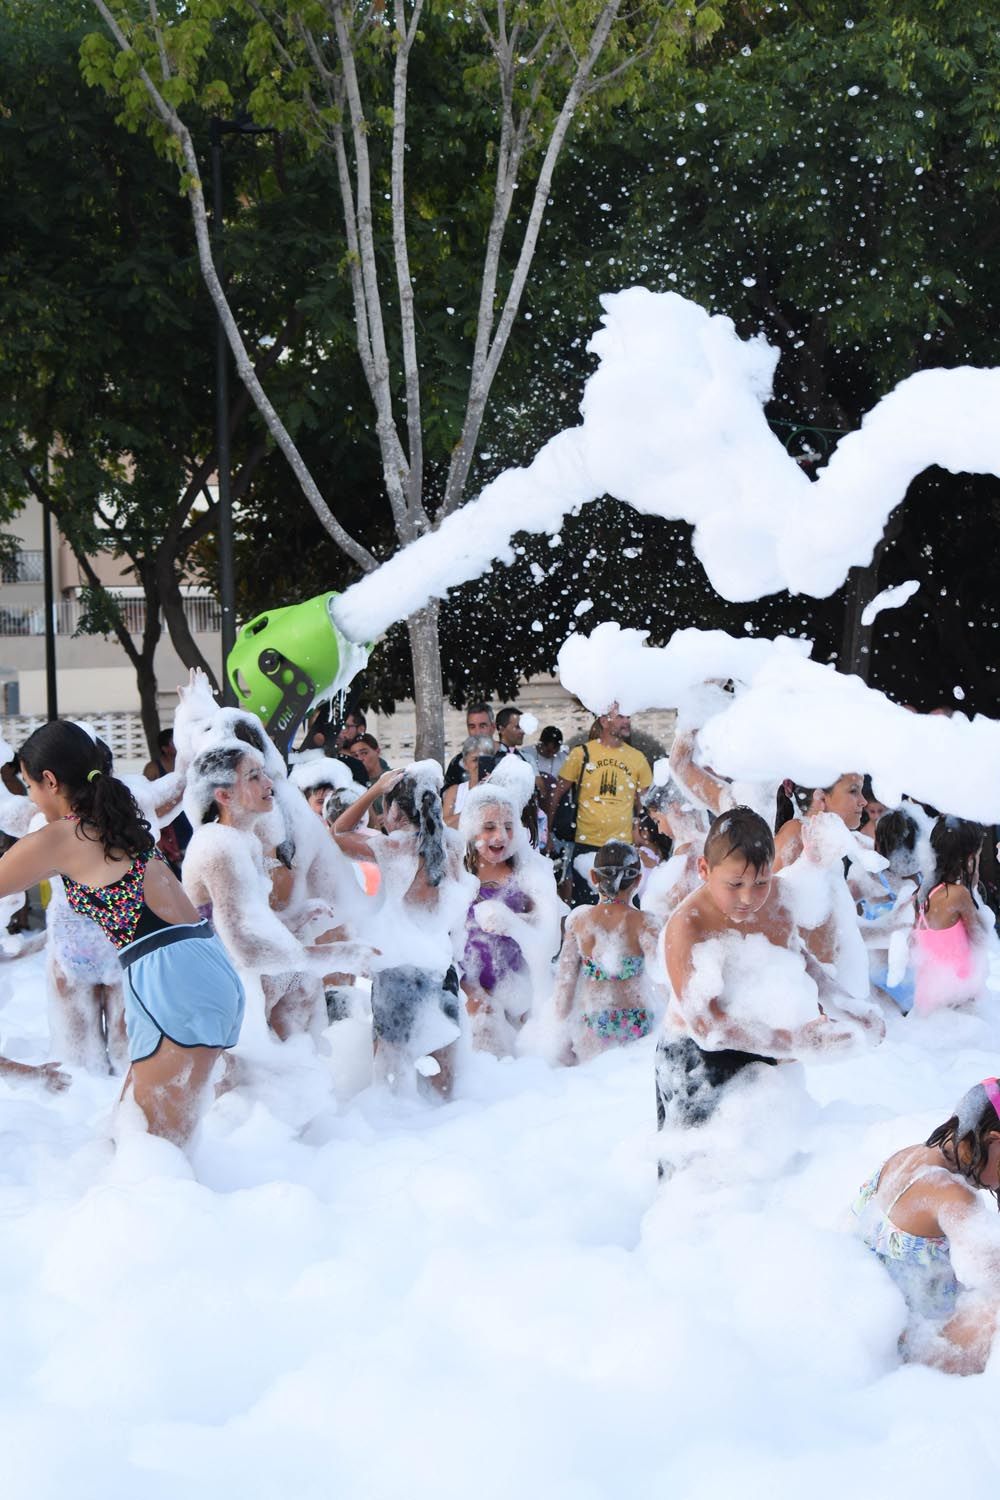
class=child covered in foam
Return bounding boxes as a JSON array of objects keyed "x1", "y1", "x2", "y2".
[
  {"x1": 182, "y1": 741, "x2": 368, "y2": 1044},
  {"x1": 0, "y1": 730, "x2": 129, "y2": 1074},
  {"x1": 639, "y1": 770, "x2": 710, "y2": 931},
  {"x1": 174, "y1": 672, "x2": 367, "y2": 1039},
  {"x1": 658, "y1": 807, "x2": 884, "y2": 1150},
  {"x1": 553, "y1": 840, "x2": 662, "y2": 1063},
  {"x1": 458, "y1": 756, "x2": 564, "y2": 1057},
  {"x1": 853, "y1": 1078, "x2": 1000, "y2": 1374},
  {"x1": 334, "y1": 763, "x2": 475, "y2": 1097},
  {"x1": 850, "y1": 805, "x2": 928, "y2": 1014}
]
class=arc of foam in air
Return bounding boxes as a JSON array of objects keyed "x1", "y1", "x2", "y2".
[
  {"x1": 556, "y1": 622, "x2": 1000, "y2": 825},
  {"x1": 333, "y1": 288, "x2": 1000, "y2": 642}
]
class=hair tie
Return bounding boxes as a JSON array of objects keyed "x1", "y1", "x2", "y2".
[{"x1": 87, "y1": 769, "x2": 102, "y2": 783}]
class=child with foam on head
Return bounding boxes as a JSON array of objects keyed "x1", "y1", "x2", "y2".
[
  {"x1": 639, "y1": 771, "x2": 710, "y2": 931},
  {"x1": 334, "y1": 763, "x2": 475, "y2": 1097},
  {"x1": 182, "y1": 740, "x2": 368, "y2": 1047},
  {"x1": 658, "y1": 807, "x2": 884, "y2": 1150},
  {"x1": 911, "y1": 816, "x2": 991, "y2": 1014},
  {"x1": 553, "y1": 840, "x2": 662, "y2": 1063},
  {"x1": 850, "y1": 805, "x2": 928, "y2": 1014},
  {"x1": 853, "y1": 1078, "x2": 1000, "y2": 1374},
  {"x1": 459, "y1": 760, "x2": 563, "y2": 1058}
]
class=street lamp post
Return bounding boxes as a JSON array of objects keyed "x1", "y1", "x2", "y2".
[{"x1": 209, "y1": 114, "x2": 276, "y2": 705}]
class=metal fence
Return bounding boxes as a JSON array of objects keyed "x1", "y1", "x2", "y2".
[
  {"x1": 0, "y1": 550, "x2": 44, "y2": 583},
  {"x1": 0, "y1": 595, "x2": 222, "y2": 638}
]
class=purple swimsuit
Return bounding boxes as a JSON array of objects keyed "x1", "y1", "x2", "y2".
[{"x1": 464, "y1": 882, "x2": 532, "y2": 992}]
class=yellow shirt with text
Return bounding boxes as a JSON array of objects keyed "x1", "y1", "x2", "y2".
[{"x1": 560, "y1": 740, "x2": 653, "y2": 847}]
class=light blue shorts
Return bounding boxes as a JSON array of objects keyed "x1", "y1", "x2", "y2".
[{"x1": 119, "y1": 922, "x2": 245, "y2": 1063}]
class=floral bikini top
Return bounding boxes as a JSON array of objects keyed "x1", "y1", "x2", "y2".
[
  {"x1": 63, "y1": 848, "x2": 169, "y2": 951},
  {"x1": 582, "y1": 952, "x2": 644, "y2": 983},
  {"x1": 853, "y1": 1165, "x2": 959, "y2": 1321}
]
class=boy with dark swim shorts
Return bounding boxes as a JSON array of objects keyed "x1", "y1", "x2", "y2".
[{"x1": 656, "y1": 807, "x2": 882, "y2": 1145}]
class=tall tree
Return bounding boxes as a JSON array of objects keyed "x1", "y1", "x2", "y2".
[
  {"x1": 82, "y1": 0, "x2": 727, "y2": 759},
  {"x1": 0, "y1": 0, "x2": 331, "y2": 746}
]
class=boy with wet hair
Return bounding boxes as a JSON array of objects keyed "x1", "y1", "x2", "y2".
[{"x1": 657, "y1": 807, "x2": 882, "y2": 1147}]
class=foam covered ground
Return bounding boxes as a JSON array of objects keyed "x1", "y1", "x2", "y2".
[{"x1": 1, "y1": 949, "x2": 997, "y2": 1499}]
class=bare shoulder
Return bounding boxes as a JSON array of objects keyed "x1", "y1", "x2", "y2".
[
  {"x1": 932, "y1": 1173, "x2": 978, "y2": 1211},
  {"x1": 940, "y1": 883, "x2": 978, "y2": 917},
  {"x1": 665, "y1": 888, "x2": 707, "y2": 945},
  {"x1": 761, "y1": 881, "x2": 796, "y2": 937}
]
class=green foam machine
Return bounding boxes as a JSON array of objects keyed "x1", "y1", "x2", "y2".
[{"x1": 227, "y1": 592, "x2": 371, "y2": 756}]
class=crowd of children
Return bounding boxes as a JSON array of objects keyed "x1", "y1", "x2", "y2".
[{"x1": 1, "y1": 685, "x2": 998, "y2": 1374}]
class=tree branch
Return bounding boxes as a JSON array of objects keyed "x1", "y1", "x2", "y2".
[
  {"x1": 442, "y1": 4, "x2": 621, "y2": 515},
  {"x1": 328, "y1": 0, "x2": 414, "y2": 533},
  {"x1": 91, "y1": 0, "x2": 378, "y2": 575},
  {"x1": 390, "y1": 0, "x2": 425, "y2": 510}
]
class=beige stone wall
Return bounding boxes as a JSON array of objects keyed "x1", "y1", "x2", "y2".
[{"x1": 366, "y1": 676, "x2": 677, "y2": 767}]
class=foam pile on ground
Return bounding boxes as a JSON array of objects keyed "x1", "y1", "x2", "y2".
[
  {"x1": 334, "y1": 289, "x2": 1000, "y2": 639},
  {"x1": 1, "y1": 945, "x2": 998, "y2": 1498}
]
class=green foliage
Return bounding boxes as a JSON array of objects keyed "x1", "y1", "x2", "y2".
[
  {"x1": 35, "y1": 0, "x2": 1000, "y2": 721},
  {"x1": 73, "y1": 584, "x2": 128, "y2": 638}
]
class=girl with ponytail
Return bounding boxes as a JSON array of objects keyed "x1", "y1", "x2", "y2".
[
  {"x1": 0, "y1": 721, "x2": 245, "y2": 1145},
  {"x1": 853, "y1": 1078, "x2": 1000, "y2": 1373},
  {"x1": 334, "y1": 762, "x2": 474, "y2": 1096},
  {"x1": 553, "y1": 840, "x2": 662, "y2": 1063}
]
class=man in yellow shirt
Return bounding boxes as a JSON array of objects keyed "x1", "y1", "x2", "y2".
[{"x1": 550, "y1": 706, "x2": 653, "y2": 904}]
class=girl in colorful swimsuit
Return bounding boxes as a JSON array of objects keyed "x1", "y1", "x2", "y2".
[
  {"x1": 0, "y1": 720, "x2": 246, "y2": 1144},
  {"x1": 554, "y1": 841, "x2": 662, "y2": 1063},
  {"x1": 459, "y1": 758, "x2": 564, "y2": 1058},
  {"x1": 853, "y1": 1078, "x2": 1000, "y2": 1374},
  {"x1": 459, "y1": 794, "x2": 536, "y2": 1056},
  {"x1": 911, "y1": 816, "x2": 990, "y2": 1014}
]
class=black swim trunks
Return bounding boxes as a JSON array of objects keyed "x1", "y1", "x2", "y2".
[
  {"x1": 370, "y1": 964, "x2": 461, "y2": 1047},
  {"x1": 655, "y1": 1034, "x2": 777, "y2": 1131}
]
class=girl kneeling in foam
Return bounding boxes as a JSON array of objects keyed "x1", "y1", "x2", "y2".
[
  {"x1": 853, "y1": 1079, "x2": 1000, "y2": 1374},
  {"x1": 554, "y1": 841, "x2": 662, "y2": 1063}
]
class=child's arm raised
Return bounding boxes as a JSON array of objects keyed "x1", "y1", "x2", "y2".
[
  {"x1": 669, "y1": 729, "x2": 733, "y2": 816},
  {"x1": 332, "y1": 771, "x2": 402, "y2": 860}
]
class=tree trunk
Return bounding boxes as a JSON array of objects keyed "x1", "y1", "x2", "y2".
[
  {"x1": 136, "y1": 650, "x2": 163, "y2": 759},
  {"x1": 406, "y1": 602, "x2": 445, "y2": 764},
  {"x1": 158, "y1": 560, "x2": 221, "y2": 693}
]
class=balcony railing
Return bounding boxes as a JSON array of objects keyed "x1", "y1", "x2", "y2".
[
  {"x1": 0, "y1": 595, "x2": 222, "y2": 637},
  {"x1": 0, "y1": 550, "x2": 45, "y2": 583}
]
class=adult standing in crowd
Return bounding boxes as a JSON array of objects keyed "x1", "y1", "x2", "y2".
[
  {"x1": 444, "y1": 703, "x2": 497, "y2": 787},
  {"x1": 550, "y1": 706, "x2": 653, "y2": 905},
  {"x1": 495, "y1": 708, "x2": 527, "y2": 759},
  {"x1": 522, "y1": 725, "x2": 567, "y2": 781}
]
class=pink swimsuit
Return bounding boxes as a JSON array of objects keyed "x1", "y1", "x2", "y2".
[{"x1": 912, "y1": 884, "x2": 974, "y2": 1013}]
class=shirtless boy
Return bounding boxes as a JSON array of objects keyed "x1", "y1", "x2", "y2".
[{"x1": 657, "y1": 806, "x2": 883, "y2": 1141}]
